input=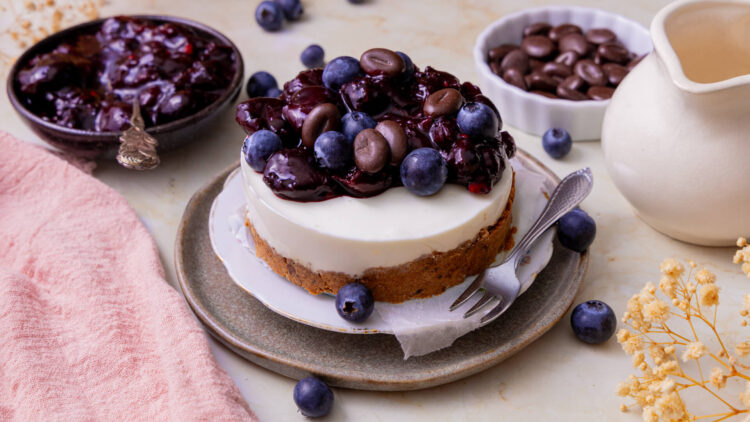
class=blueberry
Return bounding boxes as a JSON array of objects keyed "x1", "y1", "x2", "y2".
[
  {"x1": 570, "y1": 300, "x2": 616, "y2": 344},
  {"x1": 542, "y1": 127, "x2": 572, "y2": 159},
  {"x1": 456, "y1": 102, "x2": 499, "y2": 139},
  {"x1": 274, "y1": 0, "x2": 303, "y2": 21},
  {"x1": 557, "y1": 208, "x2": 596, "y2": 252},
  {"x1": 266, "y1": 87, "x2": 283, "y2": 98},
  {"x1": 314, "y1": 131, "x2": 352, "y2": 171},
  {"x1": 335, "y1": 283, "x2": 374, "y2": 322},
  {"x1": 255, "y1": 1, "x2": 284, "y2": 32},
  {"x1": 400, "y1": 148, "x2": 448, "y2": 196},
  {"x1": 243, "y1": 130, "x2": 283, "y2": 172},
  {"x1": 348, "y1": 0, "x2": 365, "y2": 3},
  {"x1": 293, "y1": 377, "x2": 334, "y2": 418},
  {"x1": 301, "y1": 44, "x2": 325, "y2": 68},
  {"x1": 396, "y1": 51, "x2": 414, "y2": 79},
  {"x1": 322, "y1": 56, "x2": 362, "y2": 91},
  {"x1": 246, "y1": 71, "x2": 278, "y2": 98},
  {"x1": 341, "y1": 111, "x2": 376, "y2": 143}
]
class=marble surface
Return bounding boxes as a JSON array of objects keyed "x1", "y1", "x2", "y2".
[{"x1": 2, "y1": 0, "x2": 746, "y2": 420}]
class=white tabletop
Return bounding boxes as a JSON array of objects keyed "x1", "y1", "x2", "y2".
[{"x1": 2, "y1": 1, "x2": 745, "y2": 420}]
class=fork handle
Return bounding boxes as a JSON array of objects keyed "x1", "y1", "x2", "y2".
[{"x1": 508, "y1": 167, "x2": 593, "y2": 265}]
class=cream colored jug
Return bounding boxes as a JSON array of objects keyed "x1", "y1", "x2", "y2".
[{"x1": 602, "y1": 0, "x2": 750, "y2": 246}]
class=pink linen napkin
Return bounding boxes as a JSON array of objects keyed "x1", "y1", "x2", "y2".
[{"x1": 0, "y1": 131, "x2": 256, "y2": 421}]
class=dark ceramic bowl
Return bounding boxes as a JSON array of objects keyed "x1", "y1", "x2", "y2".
[{"x1": 6, "y1": 15, "x2": 244, "y2": 160}]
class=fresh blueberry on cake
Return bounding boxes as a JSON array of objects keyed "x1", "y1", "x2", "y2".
[{"x1": 236, "y1": 48, "x2": 517, "y2": 303}]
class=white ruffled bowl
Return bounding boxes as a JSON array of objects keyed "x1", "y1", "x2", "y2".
[{"x1": 474, "y1": 6, "x2": 652, "y2": 141}]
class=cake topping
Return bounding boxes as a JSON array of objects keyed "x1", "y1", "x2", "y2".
[
  {"x1": 313, "y1": 131, "x2": 351, "y2": 171},
  {"x1": 375, "y1": 120, "x2": 408, "y2": 166},
  {"x1": 301, "y1": 103, "x2": 341, "y2": 147},
  {"x1": 359, "y1": 48, "x2": 405, "y2": 77},
  {"x1": 423, "y1": 88, "x2": 464, "y2": 117},
  {"x1": 353, "y1": 129, "x2": 390, "y2": 174},
  {"x1": 236, "y1": 48, "x2": 516, "y2": 202},
  {"x1": 341, "y1": 111, "x2": 377, "y2": 143}
]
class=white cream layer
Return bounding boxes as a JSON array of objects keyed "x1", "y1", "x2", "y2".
[{"x1": 240, "y1": 154, "x2": 512, "y2": 276}]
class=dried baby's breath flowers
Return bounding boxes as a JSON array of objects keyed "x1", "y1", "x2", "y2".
[
  {"x1": 616, "y1": 239, "x2": 750, "y2": 421},
  {"x1": 0, "y1": 0, "x2": 103, "y2": 69}
]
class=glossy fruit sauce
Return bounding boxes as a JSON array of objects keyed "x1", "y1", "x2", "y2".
[
  {"x1": 15, "y1": 16, "x2": 237, "y2": 132},
  {"x1": 236, "y1": 61, "x2": 516, "y2": 202}
]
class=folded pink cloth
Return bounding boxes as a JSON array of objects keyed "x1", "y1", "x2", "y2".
[{"x1": 0, "y1": 132, "x2": 256, "y2": 421}]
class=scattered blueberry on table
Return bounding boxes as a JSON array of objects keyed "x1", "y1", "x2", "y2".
[
  {"x1": 243, "y1": 130, "x2": 283, "y2": 171},
  {"x1": 246, "y1": 71, "x2": 279, "y2": 98},
  {"x1": 400, "y1": 148, "x2": 448, "y2": 196},
  {"x1": 255, "y1": 1, "x2": 284, "y2": 31},
  {"x1": 557, "y1": 208, "x2": 596, "y2": 252},
  {"x1": 274, "y1": 0, "x2": 303, "y2": 21},
  {"x1": 570, "y1": 300, "x2": 616, "y2": 344},
  {"x1": 314, "y1": 131, "x2": 352, "y2": 171},
  {"x1": 301, "y1": 44, "x2": 325, "y2": 68},
  {"x1": 542, "y1": 127, "x2": 572, "y2": 159},
  {"x1": 341, "y1": 111, "x2": 376, "y2": 143},
  {"x1": 293, "y1": 377, "x2": 334, "y2": 418},
  {"x1": 335, "y1": 283, "x2": 374, "y2": 322}
]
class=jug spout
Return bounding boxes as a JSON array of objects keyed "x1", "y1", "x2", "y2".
[{"x1": 652, "y1": 0, "x2": 750, "y2": 93}]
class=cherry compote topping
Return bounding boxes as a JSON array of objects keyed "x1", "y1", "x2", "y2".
[
  {"x1": 236, "y1": 49, "x2": 516, "y2": 202},
  {"x1": 15, "y1": 16, "x2": 237, "y2": 131}
]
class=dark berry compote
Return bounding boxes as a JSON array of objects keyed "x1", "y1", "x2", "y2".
[
  {"x1": 15, "y1": 16, "x2": 237, "y2": 132},
  {"x1": 236, "y1": 48, "x2": 516, "y2": 202}
]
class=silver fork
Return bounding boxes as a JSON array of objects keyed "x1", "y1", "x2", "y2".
[{"x1": 449, "y1": 167, "x2": 594, "y2": 324}]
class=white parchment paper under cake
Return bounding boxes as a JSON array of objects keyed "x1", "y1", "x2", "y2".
[{"x1": 213, "y1": 157, "x2": 556, "y2": 359}]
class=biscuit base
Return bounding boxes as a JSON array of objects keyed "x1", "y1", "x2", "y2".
[{"x1": 247, "y1": 177, "x2": 515, "y2": 303}]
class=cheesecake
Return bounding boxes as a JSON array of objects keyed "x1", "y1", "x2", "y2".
[{"x1": 235, "y1": 48, "x2": 516, "y2": 303}]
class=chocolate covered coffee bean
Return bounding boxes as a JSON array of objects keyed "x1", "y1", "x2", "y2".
[
  {"x1": 486, "y1": 20, "x2": 639, "y2": 101},
  {"x1": 597, "y1": 42, "x2": 630, "y2": 64},
  {"x1": 503, "y1": 68, "x2": 527, "y2": 90},
  {"x1": 525, "y1": 71, "x2": 557, "y2": 92},
  {"x1": 587, "y1": 86, "x2": 615, "y2": 100},
  {"x1": 523, "y1": 22, "x2": 551, "y2": 37},
  {"x1": 500, "y1": 49, "x2": 530, "y2": 74},
  {"x1": 375, "y1": 120, "x2": 407, "y2": 166},
  {"x1": 354, "y1": 129, "x2": 390, "y2": 173},
  {"x1": 301, "y1": 103, "x2": 341, "y2": 147},
  {"x1": 549, "y1": 23, "x2": 582, "y2": 42},
  {"x1": 602, "y1": 63, "x2": 628, "y2": 86},
  {"x1": 360, "y1": 48, "x2": 405, "y2": 77},
  {"x1": 574, "y1": 60, "x2": 607, "y2": 87},
  {"x1": 585, "y1": 28, "x2": 616, "y2": 45},
  {"x1": 543, "y1": 62, "x2": 573, "y2": 78},
  {"x1": 559, "y1": 33, "x2": 590, "y2": 56},
  {"x1": 521, "y1": 35, "x2": 556, "y2": 58},
  {"x1": 488, "y1": 44, "x2": 517, "y2": 62},
  {"x1": 423, "y1": 88, "x2": 464, "y2": 117}
]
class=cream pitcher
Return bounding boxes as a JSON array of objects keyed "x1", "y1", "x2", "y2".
[{"x1": 602, "y1": 0, "x2": 750, "y2": 246}]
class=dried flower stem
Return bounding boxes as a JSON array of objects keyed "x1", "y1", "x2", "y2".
[{"x1": 616, "y1": 244, "x2": 750, "y2": 421}]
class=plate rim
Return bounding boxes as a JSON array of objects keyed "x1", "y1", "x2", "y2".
[{"x1": 174, "y1": 149, "x2": 590, "y2": 390}]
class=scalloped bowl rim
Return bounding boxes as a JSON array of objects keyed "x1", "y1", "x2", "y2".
[{"x1": 473, "y1": 6, "x2": 651, "y2": 109}]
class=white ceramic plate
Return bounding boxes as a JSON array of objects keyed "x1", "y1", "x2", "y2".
[{"x1": 209, "y1": 159, "x2": 555, "y2": 335}]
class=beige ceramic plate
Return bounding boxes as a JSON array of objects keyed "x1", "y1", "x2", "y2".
[{"x1": 175, "y1": 149, "x2": 588, "y2": 391}]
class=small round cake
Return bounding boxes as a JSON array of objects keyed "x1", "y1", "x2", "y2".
[{"x1": 236, "y1": 48, "x2": 517, "y2": 303}]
